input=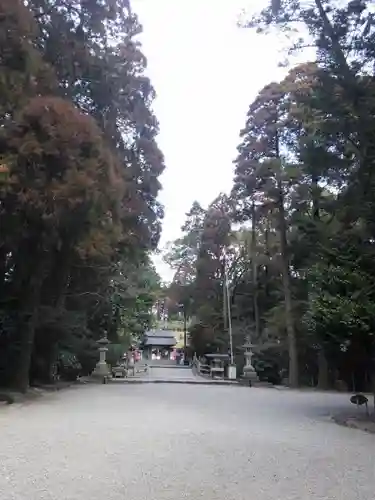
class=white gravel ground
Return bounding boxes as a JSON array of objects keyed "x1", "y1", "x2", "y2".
[{"x1": 0, "y1": 383, "x2": 374, "y2": 500}]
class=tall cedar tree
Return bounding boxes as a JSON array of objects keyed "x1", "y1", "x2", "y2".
[
  {"x1": 0, "y1": 1, "x2": 165, "y2": 388},
  {"x1": 3, "y1": 97, "x2": 122, "y2": 391},
  {"x1": 233, "y1": 82, "x2": 299, "y2": 387}
]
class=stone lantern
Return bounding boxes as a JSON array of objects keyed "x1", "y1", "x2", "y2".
[
  {"x1": 241, "y1": 334, "x2": 259, "y2": 386},
  {"x1": 92, "y1": 334, "x2": 110, "y2": 379}
]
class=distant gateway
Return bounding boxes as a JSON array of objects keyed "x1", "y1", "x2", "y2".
[{"x1": 140, "y1": 329, "x2": 177, "y2": 360}]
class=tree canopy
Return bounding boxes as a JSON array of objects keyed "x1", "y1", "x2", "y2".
[
  {"x1": 164, "y1": 0, "x2": 375, "y2": 397},
  {"x1": 0, "y1": 0, "x2": 164, "y2": 391}
]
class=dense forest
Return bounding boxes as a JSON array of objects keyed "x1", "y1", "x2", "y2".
[
  {"x1": 165, "y1": 0, "x2": 375, "y2": 395},
  {"x1": 2, "y1": 0, "x2": 375, "y2": 398},
  {"x1": 0, "y1": 0, "x2": 163, "y2": 391}
]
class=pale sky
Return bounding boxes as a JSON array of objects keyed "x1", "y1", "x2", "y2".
[{"x1": 132, "y1": 0, "x2": 286, "y2": 281}]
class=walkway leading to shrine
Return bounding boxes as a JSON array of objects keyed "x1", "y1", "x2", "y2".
[
  {"x1": 0, "y1": 382, "x2": 373, "y2": 500},
  {"x1": 112, "y1": 360, "x2": 235, "y2": 385}
]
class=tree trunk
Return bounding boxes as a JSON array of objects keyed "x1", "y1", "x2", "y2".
[
  {"x1": 311, "y1": 175, "x2": 320, "y2": 223},
  {"x1": 36, "y1": 245, "x2": 72, "y2": 382},
  {"x1": 371, "y1": 346, "x2": 375, "y2": 417},
  {"x1": 317, "y1": 348, "x2": 329, "y2": 390},
  {"x1": 10, "y1": 240, "x2": 49, "y2": 393},
  {"x1": 314, "y1": 0, "x2": 354, "y2": 84},
  {"x1": 311, "y1": 175, "x2": 329, "y2": 390},
  {"x1": 183, "y1": 305, "x2": 187, "y2": 360},
  {"x1": 51, "y1": 246, "x2": 72, "y2": 311},
  {"x1": 251, "y1": 200, "x2": 261, "y2": 339},
  {"x1": 12, "y1": 265, "x2": 45, "y2": 392},
  {"x1": 0, "y1": 246, "x2": 7, "y2": 290},
  {"x1": 222, "y1": 259, "x2": 227, "y2": 330},
  {"x1": 277, "y1": 183, "x2": 299, "y2": 388},
  {"x1": 264, "y1": 218, "x2": 271, "y2": 299}
]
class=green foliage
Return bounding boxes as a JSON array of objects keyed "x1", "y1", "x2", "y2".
[
  {"x1": 0, "y1": 0, "x2": 164, "y2": 390},
  {"x1": 234, "y1": 0, "x2": 375, "y2": 393},
  {"x1": 305, "y1": 241, "x2": 375, "y2": 345},
  {"x1": 164, "y1": 1, "x2": 375, "y2": 397},
  {"x1": 58, "y1": 350, "x2": 82, "y2": 382}
]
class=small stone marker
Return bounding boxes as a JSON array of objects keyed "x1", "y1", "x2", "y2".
[{"x1": 350, "y1": 393, "x2": 369, "y2": 415}]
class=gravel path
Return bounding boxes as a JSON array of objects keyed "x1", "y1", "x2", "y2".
[
  {"x1": 148, "y1": 365, "x2": 199, "y2": 379},
  {"x1": 0, "y1": 384, "x2": 374, "y2": 500},
  {"x1": 145, "y1": 365, "x2": 224, "y2": 382}
]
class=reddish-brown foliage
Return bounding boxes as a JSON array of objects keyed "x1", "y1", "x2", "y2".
[{"x1": 5, "y1": 96, "x2": 123, "y2": 255}]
